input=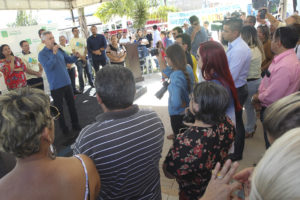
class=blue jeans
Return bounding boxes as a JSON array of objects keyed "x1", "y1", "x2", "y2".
[
  {"x1": 244, "y1": 78, "x2": 261, "y2": 133},
  {"x1": 75, "y1": 60, "x2": 94, "y2": 90}
]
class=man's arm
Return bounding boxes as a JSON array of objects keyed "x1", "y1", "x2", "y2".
[
  {"x1": 102, "y1": 35, "x2": 107, "y2": 50},
  {"x1": 38, "y1": 51, "x2": 57, "y2": 71},
  {"x1": 258, "y1": 67, "x2": 291, "y2": 106},
  {"x1": 26, "y1": 68, "x2": 42, "y2": 77},
  {"x1": 38, "y1": 63, "x2": 43, "y2": 73},
  {"x1": 87, "y1": 37, "x2": 93, "y2": 55},
  {"x1": 62, "y1": 50, "x2": 78, "y2": 64}
]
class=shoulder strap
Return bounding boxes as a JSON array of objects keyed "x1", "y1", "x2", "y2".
[{"x1": 74, "y1": 155, "x2": 90, "y2": 200}]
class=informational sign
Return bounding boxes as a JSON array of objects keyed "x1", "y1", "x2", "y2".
[
  {"x1": 0, "y1": 24, "x2": 59, "y2": 57},
  {"x1": 0, "y1": 24, "x2": 59, "y2": 94},
  {"x1": 168, "y1": 4, "x2": 241, "y2": 29}
]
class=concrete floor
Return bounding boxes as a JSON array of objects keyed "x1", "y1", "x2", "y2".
[{"x1": 135, "y1": 73, "x2": 266, "y2": 199}]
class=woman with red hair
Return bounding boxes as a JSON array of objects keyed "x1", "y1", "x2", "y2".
[{"x1": 197, "y1": 41, "x2": 241, "y2": 124}]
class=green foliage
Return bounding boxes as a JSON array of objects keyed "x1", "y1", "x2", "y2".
[
  {"x1": 149, "y1": 6, "x2": 178, "y2": 21},
  {"x1": 132, "y1": 0, "x2": 149, "y2": 29},
  {"x1": 94, "y1": 0, "x2": 135, "y2": 23},
  {"x1": 94, "y1": 0, "x2": 177, "y2": 28},
  {"x1": 7, "y1": 10, "x2": 38, "y2": 27}
]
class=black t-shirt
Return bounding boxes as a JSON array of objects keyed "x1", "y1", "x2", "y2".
[{"x1": 146, "y1": 33, "x2": 153, "y2": 48}]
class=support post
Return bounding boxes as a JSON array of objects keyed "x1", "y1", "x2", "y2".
[{"x1": 78, "y1": 7, "x2": 89, "y2": 39}]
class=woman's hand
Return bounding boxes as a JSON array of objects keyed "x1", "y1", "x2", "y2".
[
  {"x1": 200, "y1": 160, "x2": 241, "y2": 200},
  {"x1": 155, "y1": 50, "x2": 167, "y2": 71},
  {"x1": 233, "y1": 167, "x2": 254, "y2": 198}
]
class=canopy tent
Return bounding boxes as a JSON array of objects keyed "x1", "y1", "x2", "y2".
[{"x1": 0, "y1": 0, "x2": 109, "y2": 10}]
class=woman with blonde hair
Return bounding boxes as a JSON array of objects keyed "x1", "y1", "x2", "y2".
[
  {"x1": 0, "y1": 88, "x2": 100, "y2": 200},
  {"x1": 250, "y1": 127, "x2": 300, "y2": 200},
  {"x1": 241, "y1": 25, "x2": 265, "y2": 138}
]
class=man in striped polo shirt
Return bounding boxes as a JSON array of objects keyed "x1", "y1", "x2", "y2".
[{"x1": 73, "y1": 66, "x2": 165, "y2": 200}]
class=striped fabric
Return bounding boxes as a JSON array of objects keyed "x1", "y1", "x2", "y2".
[{"x1": 74, "y1": 105, "x2": 165, "y2": 200}]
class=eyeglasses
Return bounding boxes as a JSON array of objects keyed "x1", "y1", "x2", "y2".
[{"x1": 50, "y1": 105, "x2": 60, "y2": 120}]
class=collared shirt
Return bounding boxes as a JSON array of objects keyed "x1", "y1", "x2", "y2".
[
  {"x1": 70, "y1": 37, "x2": 87, "y2": 60},
  {"x1": 87, "y1": 34, "x2": 107, "y2": 61},
  {"x1": 186, "y1": 26, "x2": 208, "y2": 56},
  {"x1": 152, "y1": 30, "x2": 161, "y2": 48},
  {"x1": 59, "y1": 44, "x2": 76, "y2": 69},
  {"x1": 226, "y1": 36, "x2": 252, "y2": 88},
  {"x1": 258, "y1": 49, "x2": 300, "y2": 107},
  {"x1": 19, "y1": 52, "x2": 40, "y2": 80},
  {"x1": 163, "y1": 65, "x2": 195, "y2": 116},
  {"x1": 73, "y1": 105, "x2": 165, "y2": 200},
  {"x1": 37, "y1": 43, "x2": 45, "y2": 53},
  {"x1": 38, "y1": 46, "x2": 77, "y2": 90}
]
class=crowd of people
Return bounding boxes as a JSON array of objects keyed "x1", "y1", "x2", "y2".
[{"x1": 0, "y1": 7, "x2": 300, "y2": 200}]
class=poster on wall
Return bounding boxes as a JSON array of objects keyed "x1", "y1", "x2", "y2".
[
  {"x1": 168, "y1": 4, "x2": 241, "y2": 29},
  {"x1": 0, "y1": 24, "x2": 58, "y2": 94}
]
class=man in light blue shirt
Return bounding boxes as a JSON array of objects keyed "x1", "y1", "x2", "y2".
[
  {"x1": 186, "y1": 15, "x2": 208, "y2": 57},
  {"x1": 222, "y1": 18, "x2": 251, "y2": 161}
]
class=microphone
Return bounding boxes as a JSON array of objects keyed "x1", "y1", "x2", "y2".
[{"x1": 54, "y1": 43, "x2": 64, "y2": 52}]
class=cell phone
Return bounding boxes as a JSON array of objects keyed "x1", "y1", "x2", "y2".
[{"x1": 260, "y1": 9, "x2": 267, "y2": 19}]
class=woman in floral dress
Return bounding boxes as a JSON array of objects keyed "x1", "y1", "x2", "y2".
[
  {"x1": 0, "y1": 44, "x2": 27, "y2": 90},
  {"x1": 163, "y1": 81, "x2": 235, "y2": 200}
]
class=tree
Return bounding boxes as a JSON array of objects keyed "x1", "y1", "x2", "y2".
[
  {"x1": 94, "y1": 0, "x2": 177, "y2": 28},
  {"x1": 7, "y1": 10, "x2": 38, "y2": 27},
  {"x1": 149, "y1": 6, "x2": 178, "y2": 21},
  {"x1": 94, "y1": 0, "x2": 135, "y2": 24},
  {"x1": 132, "y1": 0, "x2": 149, "y2": 29}
]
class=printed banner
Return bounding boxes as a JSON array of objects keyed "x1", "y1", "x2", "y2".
[{"x1": 168, "y1": 4, "x2": 241, "y2": 29}]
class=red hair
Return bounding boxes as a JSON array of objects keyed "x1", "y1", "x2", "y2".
[{"x1": 198, "y1": 41, "x2": 241, "y2": 111}]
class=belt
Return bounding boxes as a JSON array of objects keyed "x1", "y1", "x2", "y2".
[{"x1": 247, "y1": 78, "x2": 260, "y2": 82}]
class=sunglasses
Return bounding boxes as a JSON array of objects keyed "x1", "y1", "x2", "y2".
[{"x1": 50, "y1": 105, "x2": 60, "y2": 120}]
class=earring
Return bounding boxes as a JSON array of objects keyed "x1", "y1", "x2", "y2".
[{"x1": 48, "y1": 140, "x2": 56, "y2": 160}]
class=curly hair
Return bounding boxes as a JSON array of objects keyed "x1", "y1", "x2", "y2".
[{"x1": 0, "y1": 88, "x2": 52, "y2": 158}]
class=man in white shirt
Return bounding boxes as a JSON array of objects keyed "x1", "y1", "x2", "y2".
[
  {"x1": 119, "y1": 31, "x2": 130, "y2": 44},
  {"x1": 70, "y1": 27, "x2": 94, "y2": 92},
  {"x1": 152, "y1": 25, "x2": 161, "y2": 48},
  {"x1": 19, "y1": 40, "x2": 44, "y2": 90},
  {"x1": 37, "y1": 29, "x2": 46, "y2": 53}
]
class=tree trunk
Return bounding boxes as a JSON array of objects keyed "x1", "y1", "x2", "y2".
[{"x1": 78, "y1": 7, "x2": 89, "y2": 39}]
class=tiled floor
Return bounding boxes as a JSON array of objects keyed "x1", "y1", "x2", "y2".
[{"x1": 135, "y1": 73, "x2": 266, "y2": 200}]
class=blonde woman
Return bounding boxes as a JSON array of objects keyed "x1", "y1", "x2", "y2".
[
  {"x1": 240, "y1": 25, "x2": 265, "y2": 138},
  {"x1": 0, "y1": 88, "x2": 100, "y2": 200},
  {"x1": 250, "y1": 127, "x2": 300, "y2": 200}
]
